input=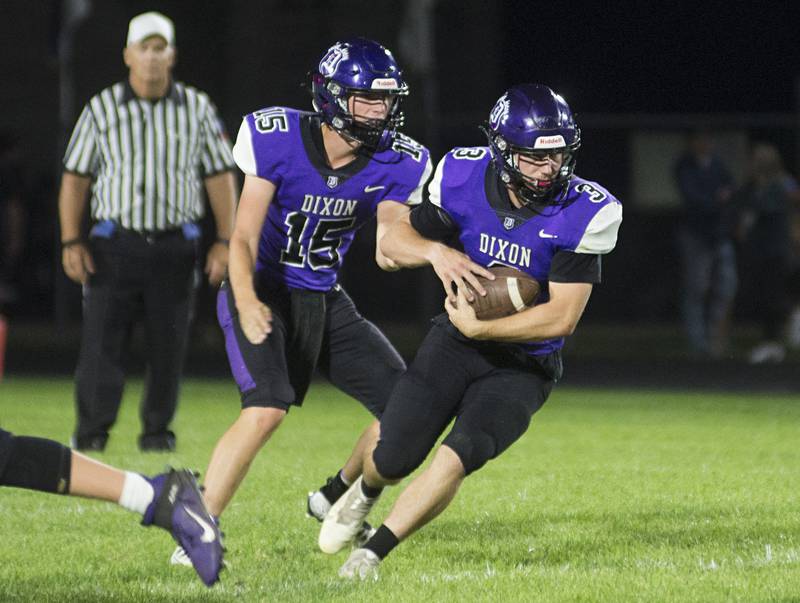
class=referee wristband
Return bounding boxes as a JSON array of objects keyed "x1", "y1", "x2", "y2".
[
  {"x1": 61, "y1": 238, "x2": 84, "y2": 249},
  {"x1": 215, "y1": 237, "x2": 230, "y2": 247}
]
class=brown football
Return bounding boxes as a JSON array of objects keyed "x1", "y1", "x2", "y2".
[{"x1": 463, "y1": 266, "x2": 540, "y2": 320}]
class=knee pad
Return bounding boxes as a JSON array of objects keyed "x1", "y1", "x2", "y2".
[
  {"x1": 0, "y1": 435, "x2": 72, "y2": 494},
  {"x1": 372, "y1": 440, "x2": 426, "y2": 481},
  {"x1": 443, "y1": 430, "x2": 496, "y2": 476}
]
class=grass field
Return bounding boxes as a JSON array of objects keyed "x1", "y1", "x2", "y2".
[{"x1": 1, "y1": 377, "x2": 799, "y2": 602}]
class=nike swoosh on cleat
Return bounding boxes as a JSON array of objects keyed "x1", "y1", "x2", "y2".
[
  {"x1": 538, "y1": 229, "x2": 558, "y2": 239},
  {"x1": 364, "y1": 185, "x2": 385, "y2": 193},
  {"x1": 185, "y1": 507, "x2": 217, "y2": 544}
]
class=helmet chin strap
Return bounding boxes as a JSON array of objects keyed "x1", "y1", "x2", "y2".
[
  {"x1": 499, "y1": 169, "x2": 534, "y2": 208},
  {"x1": 329, "y1": 117, "x2": 393, "y2": 156},
  {"x1": 500, "y1": 166, "x2": 569, "y2": 212}
]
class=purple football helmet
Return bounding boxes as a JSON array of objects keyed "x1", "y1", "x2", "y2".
[
  {"x1": 310, "y1": 38, "x2": 409, "y2": 152},
  {"x1": 481, "y1": 84, "x2": 581, "y2": 207}
]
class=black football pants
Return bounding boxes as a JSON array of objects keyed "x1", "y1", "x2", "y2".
[
  {"x1": 73, "y1": 229, "x2": 197, "y2": 445},
  {"x1": 217, "y1": 282, "x2": 405, "y2": 416},
  {"x1": 373, "y1": 324, "x2": 555, "y2": 478}
]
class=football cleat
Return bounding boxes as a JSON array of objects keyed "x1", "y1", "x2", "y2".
[
  {"x1": 307, "y1": 488, "x2": 333, "y2": 522},
  {"x1": 172, "y1": 544, "x2": 230, "y2": 570},
  {"x1": 307, "y1": 487, "x2": 376, "y2": 547},
  {"x1": 170, "y1": 545, "x2": 193, "y2": 567},
  {"x1": 319, "y1": 477, "x2": 379, "y2": 554},
  {"x1": 354, "y1": 523, "x2": 377, "y2": 549},
  {"x1": 339, "y1": 548, "x2": 381, "y2": 580},
  {"x1": 748, "y1": 341, "x2": 786, "y2": 364},
  {"x1": 143, "y1": 469, "x2": 223, "y2": 587}
]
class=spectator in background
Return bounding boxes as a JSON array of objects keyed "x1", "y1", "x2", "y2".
[
  {"x1": 58, "y1": 12, "x2": 236, "y2": 452},
  {"x1": 674, "y1": 130, "x2": 737, "y2": 358},
  {"x1": 787, "y1": 198, "x2": 800, "y2": 350},
  {"x1": 737, "y1": 143, "x2": 800, "y2": 363}
]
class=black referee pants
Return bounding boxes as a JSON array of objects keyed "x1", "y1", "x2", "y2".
[{"x1": 73, "y1": 228, "x2": 198, "y2": 447}]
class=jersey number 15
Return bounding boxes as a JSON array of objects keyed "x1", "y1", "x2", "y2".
[{"x1": 280, "y1": 212, "x2": 355, "y2": 270}]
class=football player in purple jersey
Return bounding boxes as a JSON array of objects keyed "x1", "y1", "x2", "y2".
[
  {"x1": 319, "y1": 84, "x2": 623, "y2": 579},
  {"x1": 171, "y1": 38, "x2": 436, "y2": 566},
  {"x1": 0, "y1": 428, "x2": 222, "y2": 586}
]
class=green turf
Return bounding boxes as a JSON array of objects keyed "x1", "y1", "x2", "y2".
[{"x1": 0, "y1": 378, "x2": 799, "y2": 602}]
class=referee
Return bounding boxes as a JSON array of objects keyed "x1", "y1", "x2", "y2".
[{"x1": 58, "y1": 12, "x2": 236, "y2": 452}]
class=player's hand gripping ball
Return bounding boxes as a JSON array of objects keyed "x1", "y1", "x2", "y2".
[{"x1": 461, "y1": 266, "x2": 540, "y2": 319}]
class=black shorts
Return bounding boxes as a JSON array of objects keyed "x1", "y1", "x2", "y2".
[
  {"x1": 0, "y1": 428, "x2": 13, "y2": 476},
  {"x1": 374, "y1": 324, "x2": 557, "y2": 477},
  {"x1": 217, "y1": 282, "x2": 405, "y2": 416}
]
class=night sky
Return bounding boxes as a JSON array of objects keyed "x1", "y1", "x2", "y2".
[{"x1": 502, "y1": 1, "x2": 799, "y2": 113}]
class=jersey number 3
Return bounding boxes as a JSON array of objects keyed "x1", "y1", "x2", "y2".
[{"x1": 280, "y1": 213, "x2": 355, "y2": 270}]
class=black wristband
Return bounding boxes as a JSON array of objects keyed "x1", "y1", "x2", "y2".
[
  {"x1": 61, "y1": 238, "x2": 84, "y2": 248},
  {"x1": 215, "y1": 237, "x2": 230, "y2": 247}
]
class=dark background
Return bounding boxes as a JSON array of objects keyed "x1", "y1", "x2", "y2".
[{"x1": 0, "y1": 0, "x2": 799, "y2": 379}]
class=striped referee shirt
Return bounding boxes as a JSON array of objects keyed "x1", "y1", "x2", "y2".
[{"x1": 63, "y1": 80, "x2": 234, "y2": 232}]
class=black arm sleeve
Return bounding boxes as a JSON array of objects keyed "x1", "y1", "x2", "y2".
[
  {"x1": 409, "y1": 197, "x2": 459, "y2": 241},
  {"x1": 549, "y1": 250, "x2": 602, "y2": 283}
]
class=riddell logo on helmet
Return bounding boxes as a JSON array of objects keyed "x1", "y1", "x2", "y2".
[
  {"x1": 371, "y1": 78, "x2": 398, "y2": 89},
  {"x1": 534, "y1": 135, "x2": 565, "y2": 149}
]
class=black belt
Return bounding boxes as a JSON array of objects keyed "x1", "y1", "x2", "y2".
[
  {"x1": 90, "y1": 220, "x2": 200, "y2": 244},
  {"x1": 118, "y1": 227, "x2": 184, "y2": 243}
]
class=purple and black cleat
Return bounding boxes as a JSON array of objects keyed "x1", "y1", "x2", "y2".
[{"x1": 142, "y1": 468, "x2": 223, "y2": 587}]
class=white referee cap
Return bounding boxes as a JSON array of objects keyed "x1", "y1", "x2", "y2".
[{"x1": 127, "y1": 11, "x2": 174, "y2": 46}]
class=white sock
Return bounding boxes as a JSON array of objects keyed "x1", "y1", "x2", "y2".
[
  {"x1": 118, "y1": 472, "x2": 155, "y2": 515},
  {"x1": 339, "y1": 470, "x2": 352, "y2": 487}
]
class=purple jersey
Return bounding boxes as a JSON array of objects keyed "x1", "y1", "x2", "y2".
[
  {"x1": 232, "y1": 108, "x2": 431, "y2": 290},
  {"x1": 431, "y1": 147, "x2": 622, "y2": 356}
]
